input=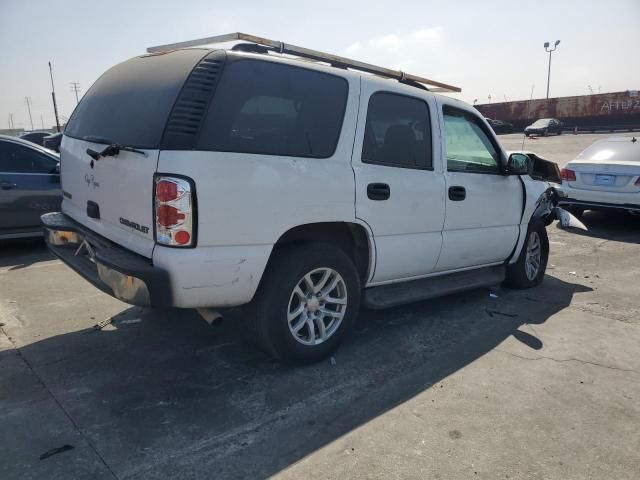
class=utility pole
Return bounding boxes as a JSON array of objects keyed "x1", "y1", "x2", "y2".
[
  {"x1": 70, "y1": 82, "x2": 81, "y2": 104},
  {"x1": 25, "y1": 97, "x2": 34, "y2": 131},
  {"x1": 544, "y1": 40, "x2": 561, "y2": 99},
  {"x1": 49, "y1": 61, "x2": 61, "y2": 132}
]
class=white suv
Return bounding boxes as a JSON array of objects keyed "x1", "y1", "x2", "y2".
[{"x1": 42, "y1": 35, "x2": 562, "y2": 364}]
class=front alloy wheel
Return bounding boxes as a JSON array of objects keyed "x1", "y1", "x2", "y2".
[
  {"x1": 505, "y1": 220, "x2": 549, "y2": 289},
  {"x1": 525, "y1": 231, "x2": 542, "y2": 281}
]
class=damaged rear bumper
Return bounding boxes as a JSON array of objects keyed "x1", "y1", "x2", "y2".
[{"x1": 41, "y1": 212, "x2": 172, "y2": 307}]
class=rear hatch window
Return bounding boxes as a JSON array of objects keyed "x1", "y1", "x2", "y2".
[
  {"x1": 65, "y1": 49, "x2": 210, "y2": 148},
  {"x1": 60, "y1": 49, "x2": 210, "y2": 258}
]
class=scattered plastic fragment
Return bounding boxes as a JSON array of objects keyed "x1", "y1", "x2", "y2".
[
  {"x1": 39, "y1": 444, "x2": 74, "y2": 460},
  {"x1": 489, "y1": 293, "x2": 499, "y2": 299},
  {"x1": 569, "y1": 271, "x2": 577, "y2": 276},
  {"x1": 330, "y1": 356, "x2": 336, "y2": 366},
  {"x1": 92, "y1": 317, "x2": 113, "y2": 330}
]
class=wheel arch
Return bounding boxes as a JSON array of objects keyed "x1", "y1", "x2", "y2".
[{"x1": 266, "y1": 221, "x2": 374, "y2": 284}]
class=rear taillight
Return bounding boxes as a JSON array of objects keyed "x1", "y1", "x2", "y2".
[
  {"x1": 154, "y1": 175, "x2": 195, "y2": 247},
  {"x1": 560, "y1": 168, "x2": 576, "y2": 181}
]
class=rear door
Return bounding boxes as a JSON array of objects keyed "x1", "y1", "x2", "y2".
[
  {"x1": 60, "y1": 49, "x2": 211, "y2": 257},
  {"x1": 353, "y1": 84, "x2": 446, "y2": 283},
  {"x1": 0, "y1": 141, "x2": 60, "y2": 232},
  {"x1": 435, "y1": 101, "x2": 522, "y2": 272}
]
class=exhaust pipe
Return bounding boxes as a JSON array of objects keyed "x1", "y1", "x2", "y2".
[{"x1": 197, "y1": 308, "x2": 224, "y2": 326}]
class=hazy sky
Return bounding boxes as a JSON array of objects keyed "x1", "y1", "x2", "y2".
[{"x1": 1, "y1": 0, "x2": 638, "y2": 130}]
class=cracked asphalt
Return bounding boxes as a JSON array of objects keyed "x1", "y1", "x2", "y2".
[{"x1": 1, "y1": 133, "x2": 639, "y2": 479}]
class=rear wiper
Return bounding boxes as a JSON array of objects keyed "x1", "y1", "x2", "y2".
[{"x1": 86, "y1": 144, "x2": 147, "y2": 161}]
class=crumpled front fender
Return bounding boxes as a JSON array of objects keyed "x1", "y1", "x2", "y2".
[{"x1": 532, "y1": 186, "x2": 587, "y2": 231}]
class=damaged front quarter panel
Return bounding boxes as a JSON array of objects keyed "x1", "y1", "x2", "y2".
[
  {"x1": 530, "y1": 183, "x2": 586, "y2": 231},
  {"x1": 515, "y1": 150, "x2": 587, "y2": 231},
  {"x1": 529, "y1": 180, "x2": 587, "y2": 231}
]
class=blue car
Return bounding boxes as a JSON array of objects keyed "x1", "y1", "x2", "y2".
[{"x1": 0, "y1": 135, "x2": 61, "y2": 239}]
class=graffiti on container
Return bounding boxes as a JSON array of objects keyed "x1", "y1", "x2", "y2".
[{"x1": 601, "y1": 99, "x2": 640, "y2": 114}]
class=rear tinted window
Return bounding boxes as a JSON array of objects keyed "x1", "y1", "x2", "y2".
[
  {"x1": 65, "y1": 49, "x2": 208, "y2": 149},
  {"x1": 197, "y1": 59, "x2": 348, "y2": 158},
  {"x1": 362, "y1": 92, "x2": 432, "y2": 168}
]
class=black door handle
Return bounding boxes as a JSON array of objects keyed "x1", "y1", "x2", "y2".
[
  {"x1": 448, "y1": 186, "x2": 466, "y2": 201},
  {"x1": 367, "y1": 183, "x2": 390, "y2": 201},
  {"x1": 1, "y1": 181, "x2": 17, "y2": 190}
]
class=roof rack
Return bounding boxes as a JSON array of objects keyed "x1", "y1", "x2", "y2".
[{"x1": 147, "y1": 32, "x2": 461, "y2": 93}]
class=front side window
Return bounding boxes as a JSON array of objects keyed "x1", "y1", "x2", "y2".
[
  {"x1": 197, "y1": 59, "x2": 348, "y2": 158},
  {"x1": 0, "y1": 143, "x2": 57, "y2": 174},
  {"x1": 443, "y1": 106, "x2": 499, "y2": 173},
  {"x1": 362, "y1": 92, "x2": 432, "y2": 169}
]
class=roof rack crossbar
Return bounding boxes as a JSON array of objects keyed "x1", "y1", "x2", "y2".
[{"x1": 147, "y1": 32, "x2": 461, "y2": 93}]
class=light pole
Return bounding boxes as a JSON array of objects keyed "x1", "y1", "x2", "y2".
[
  {"x1": 49, "y1": 61, "x2": 61, "y2": 132},
  {"x1": 544, "y1": 40, "x2": 560, "y2": 99}
]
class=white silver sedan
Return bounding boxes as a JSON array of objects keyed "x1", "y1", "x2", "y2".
[{"x1": 558, "y1": 136, "x2": 640, "y2": 215}]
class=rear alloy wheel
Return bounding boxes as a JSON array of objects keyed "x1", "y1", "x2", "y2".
[
  {"x1": 287, "y1": 268, "x2": 348, "y2": 346},
  {"x1": 251, "y1": 243, "x2": 361, "y2": 365},
  {"x1": 505, "y1": 220, "x2": 549, "y2": 289}
]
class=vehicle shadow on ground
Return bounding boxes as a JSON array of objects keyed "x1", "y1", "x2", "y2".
[
  {"x1": 4, "y1": 275, "x2": 592, "y2": 479},
  {"x1": 565, "y1": 210, "x2": 640, "y2": 244},
  {"x1": 0, "y1": 239, "x2": 52, "y2": 270}
]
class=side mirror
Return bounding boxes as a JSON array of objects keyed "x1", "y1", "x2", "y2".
[
  {"x1": 507, "y1": 153, "x2": 530, "y2": 175},
  {"x1": 55, "y1": 162, "x2": 60, "y2": 173}
]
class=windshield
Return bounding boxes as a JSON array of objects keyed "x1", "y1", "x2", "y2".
[
  {"x1": 531, "y1": 119, "x2": 551, "y2": 127},
  {"x1": 65, "y1": 49, "x2": 208, "y2": 149}
]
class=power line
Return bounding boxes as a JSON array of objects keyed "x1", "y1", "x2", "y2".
[
  {"x1": 24, "y1": 97, "x2": 34, "y2": 131},
  {"x1": 70, "y1": 82, "x2": 82, "y2": 104}
]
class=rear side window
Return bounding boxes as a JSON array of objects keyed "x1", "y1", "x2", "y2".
[
  {"x1": 197, "y1": 60, "x2": 348, "y2": 158},
  {"x1": 65, "y1": 49, "x2": 209, "y2": 149},
  {"x1": 362, "y1": 92, "x2": 432, "y2": 169}
]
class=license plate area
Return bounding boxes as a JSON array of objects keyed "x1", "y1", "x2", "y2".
[{"x1": 594, "y1": 174, "x2": 616, "y2": 186}]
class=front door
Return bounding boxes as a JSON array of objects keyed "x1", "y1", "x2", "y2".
[
  {"x1": 353, "y1": 85, "x2": 446, "y2": 284},
  {"x1": 0, "y1": 141, "x2": 60, "y2": 232},
  {"x1": 435, "y1": 102, "x2": 523, "y2": 272}
]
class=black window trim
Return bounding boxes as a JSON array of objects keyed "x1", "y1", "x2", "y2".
[
  {"x1": 442, "y1": 104, "x2": 506, "y2": 175},
  {"x1": 361, "y1": 90, "x2": 434, "y2": 171},
  {"x1": 196, "y1": 56, "x2": 350, "y2": 160}
]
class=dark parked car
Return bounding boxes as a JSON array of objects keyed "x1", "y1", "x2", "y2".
[
  {"x1": 43, "y1": 132, "x2": 63, "y2": 152},
  {"x1": 19, "y1": 130, "x2": 54, "y2": 146},
  {"x1": 486, "y1": 118, "x2": 514, "y2": 134},
  {"x1": 525, "y1": 118, "x2": 563, "y2": 137},
  {"x1": 0, "y1": 135, "x2": 61, "y2": 239}
]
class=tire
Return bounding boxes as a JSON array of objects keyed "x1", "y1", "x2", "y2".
[
  {"x1": 250, "y1": 243, "x2": 361, "y2": 365},
  {"x1": 525, "y1": 133, "x2": 530, "y2": 137},
  {"x1": 505, "y1": 220, "x2": 549, "y2": 289}
]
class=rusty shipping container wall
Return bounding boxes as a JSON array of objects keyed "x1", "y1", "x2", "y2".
[{"x1": 475, "y1": 91, "x2": 640, "y2": 130}]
